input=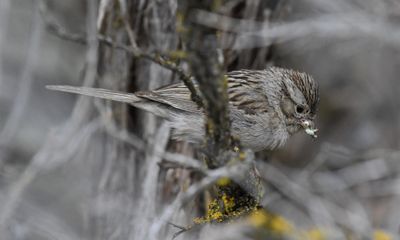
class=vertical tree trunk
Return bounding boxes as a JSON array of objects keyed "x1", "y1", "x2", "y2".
[
  {"x1": 93, "y1": 0, "x2": 179, "y2": 238},
  {"x1": 91, "y1": 0, "x2": 287, "y2": 238}
]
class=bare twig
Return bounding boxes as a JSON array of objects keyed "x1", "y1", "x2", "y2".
[
  {"x1": 134, "y1": 122, "x2": 171, "y2": 240},
  {"x1": 39, "y1": 1, "x2": 203, "y2": 108},
  {"x1": 93, "y1": 100, "x2": 145, "y2": 149},
  {"x1": 172, "y1": 2, "x2": 263, "y2": 228},
  {"x1": 180, "y1": 1, "x2": 232, "y2": 168},
  {"x1": 257, "y1": 162, "x2": 372, "y2": 238},
  {"x1": 0, "y1": 3, "x2": 42, "y2": 146},
  {"x1": 0, "y1": 0, "x2": 101, "y2": 233},
  {"x1": 194, "y1": 10, "x2": 400, "y2": 50},
  {"x1": 168, "y1": 222, "x2": 194, "y2": 240},
  {"x1": 147, "y1": 160, "x2": 252, "y2": 240},
  {"x1": 97, "y1": 0, "x2": 112, "y2": 30},
  {"x1": 120, "y1": 0, "x2": 204, "y2": 107},
  {"x1": 0, "y1": 119, "x2": 101, "y2": 231},
  {"x1": 158, "y1": 152, "x2": 205, "y2": 173}
]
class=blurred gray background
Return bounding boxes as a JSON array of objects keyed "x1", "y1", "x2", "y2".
[{"x1": 1, "y1": 0, "x2": 400, "y2": 239}]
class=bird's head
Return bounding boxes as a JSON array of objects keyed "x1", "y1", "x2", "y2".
[{"x1": 276, "y1": 68, "x2": 320, "y2": 138}]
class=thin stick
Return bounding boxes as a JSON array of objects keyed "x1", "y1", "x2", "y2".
[{"x1": 39, "y1": 2, "x2": 203, "y2": 108}]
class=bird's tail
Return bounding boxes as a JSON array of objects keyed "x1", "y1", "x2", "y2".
[
  {"x1": 46, "y1": 85, "x2": 141, "y2": 103},
  {"x1": 46, "y1": 85, "x2": 173, "y2": 118}
]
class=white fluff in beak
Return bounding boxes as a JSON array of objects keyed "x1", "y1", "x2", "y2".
[{"x1": 301, "y1": 119, "x2": 318, "y2": 138}]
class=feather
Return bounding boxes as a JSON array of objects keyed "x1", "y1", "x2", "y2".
[
  {"x1": 46, "y1": 67, "x2": 320, "y2": 151},
  {"x1": 138, "y1": 83, "x2": 201, "y2": 114},
  {"x1": 227, "y1": 70, "x2": 270, "y2": 115},
  {"x1": 287, "y1": 70, "x2": 319, "y2": 114},
  {"x1": 46, "y1": 85, "x2": 140, "y2": 103}
]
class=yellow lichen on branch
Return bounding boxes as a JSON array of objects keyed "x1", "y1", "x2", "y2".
[{"x1": 193, "y1": 193, "x2": 258, "y2": 224}]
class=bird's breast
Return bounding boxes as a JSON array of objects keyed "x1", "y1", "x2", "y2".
[{"x1": 230, "y1": 112, "x2": 289, "y2": 151}]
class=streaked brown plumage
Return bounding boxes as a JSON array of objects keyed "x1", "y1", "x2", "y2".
[{"x1": 47, "y1": 67, "x2": 319, "y2": 151}]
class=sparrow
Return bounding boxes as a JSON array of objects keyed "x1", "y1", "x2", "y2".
[{"x1": 47, "y1": 67, "x2": 319, "y2": 151}]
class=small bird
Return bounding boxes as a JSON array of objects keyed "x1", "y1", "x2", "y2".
[{"x1": 47, "y1": 67, "x2": 319, "y2": 151}]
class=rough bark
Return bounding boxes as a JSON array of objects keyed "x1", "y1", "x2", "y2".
[{"x1": 91, "y1": 0, "x2": 285, "y2": 238}]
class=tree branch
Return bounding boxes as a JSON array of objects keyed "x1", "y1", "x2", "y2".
[
  {"x1": 172, "y1": 2, "x2": 262, "y2": 227},
  {"x1": 38, "y1": 1, "x2": 204, "y2": 108},
  {"x1": 179, "y1": 1, "x2": 232, "y2": 168}
]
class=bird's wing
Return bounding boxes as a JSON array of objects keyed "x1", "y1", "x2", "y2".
[
  {"x1": 227, "y1": 70, "x2": 270, "y2": 115},
  {"x1": 140, "y1": 70, "x2": 271, "y2": 116},
  {"x1": 47, "y1": 70, "x2": 271, "y2": 116},
  {"x1": 136, "y1": 83, "x2": 202, "y2": 114}
]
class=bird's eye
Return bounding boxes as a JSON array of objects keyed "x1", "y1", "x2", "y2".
[{"x1": 296, "y1": 105, "x2": 305, "y2": 114}]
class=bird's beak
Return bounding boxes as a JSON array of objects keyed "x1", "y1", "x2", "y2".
[{"x1": 300, "y1": 119, "x2": 318, "y2": 138}]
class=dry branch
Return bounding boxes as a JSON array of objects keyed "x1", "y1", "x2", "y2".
[
  {"x1": 177, "y1": 0, "x2": 262, "y2": 225},
  {"x1": 179, "y1": 1, "x2": 232, "y2": 168},
  {"x1": 38, "y1": 1, "x2": 203, "y2": 108}
]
